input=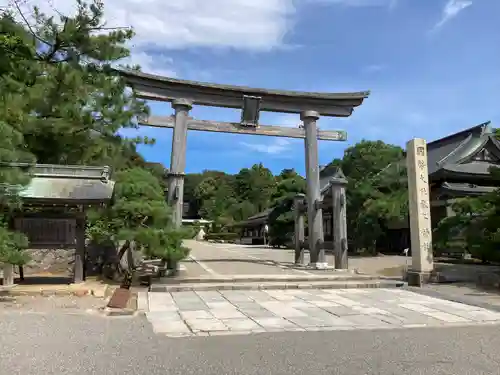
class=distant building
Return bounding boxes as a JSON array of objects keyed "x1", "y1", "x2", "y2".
[
  {"x1": 233, "y1": 121, "x2": 500, "y2": 251},
  {"x1": 231, "y1": 209, "x2": 273, "y2": 245},
  {"x1": 383, "y1": 121, "x2": 500, "y2": 252}
]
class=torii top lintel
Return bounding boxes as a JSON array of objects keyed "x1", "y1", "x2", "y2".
[{"x1": 117, "y1": 69, "x2": 370, "y2": 117}]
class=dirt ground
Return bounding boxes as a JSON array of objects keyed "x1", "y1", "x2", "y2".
[
  {"x1": 186, "y1": 240, "x2": 410, "y2": 277},
  {"x1": 0, "y1": 294, "x2": 106, "y2": 313}
]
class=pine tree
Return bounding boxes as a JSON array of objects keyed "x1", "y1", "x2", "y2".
[
  {"x1": 2, "y1": 1, "x2": 191, "y2": 273},
  {"x1": 0, "y1": 13, "x2": 36, "y2": 265},
  {"x1": 87, "y1": 168, "x2": 191, "y2": 279},
  {"x1": 8, "y1": 0, "x2": 150, "y2": 167}
]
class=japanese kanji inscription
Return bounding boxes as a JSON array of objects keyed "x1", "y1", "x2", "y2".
[{"x1": 406, "y1": 138, "x2": 434, "y2": 275}]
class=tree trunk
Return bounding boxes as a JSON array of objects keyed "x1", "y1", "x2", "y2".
[{"x1": 166, "y1": 258, "x2": 178, "y2": 277}]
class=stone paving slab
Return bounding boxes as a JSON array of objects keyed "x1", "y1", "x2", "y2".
[{"x1": 141, "y1": 288, "x2": 500, "y2": 338}]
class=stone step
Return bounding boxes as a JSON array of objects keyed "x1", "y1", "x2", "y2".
[
  {"x1": 154, "y1": 273, "x2": 379, "y2": 285},
  {"x1": 150, "y1": 279, "x2": 405, "y2": 292}
]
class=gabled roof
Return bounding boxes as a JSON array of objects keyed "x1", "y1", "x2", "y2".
[
  {"x1": 320, "y1": 174, "x2": 333, "y2": 192},
  {"x1": 427, "y1": 121, "x2": 494, "y2": 176},
  {"x1": 319, "y1": 163, "x2": 343, "y2": 192},
  {"x1": 230, "y1": 208, "x2": 274, "y2": 227},
  {"x1": 320, "y1": 167, "x2": 348, "y2": 196},
  {"x1": 373, "y1": 121, "x2": 499, "y2": 181}
]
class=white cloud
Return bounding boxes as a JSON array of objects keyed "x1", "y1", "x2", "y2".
[
  {"x1": 240, "y1": 137, "x2": 292, "y2": 154},
  {"x1": 123, "y1": 51, "x2": 177, "y2": 77},
  {"x1": 432, "y1": 0, "x2": 473, "y2": 31},
  {"x1": 8, "y1": 0, "x2": 395, "y2": 78},
  {"x1": 15, "y1": 0, "x2": 295, "y2": 51},
  {"x1": 309, "y1": 0, "x2": 397, "y2": 7},
  {"x1": 8, "y1": 0, "x2": 295, "y2": 79},
  {"x1": 12, "y1": 0, "x2": 399, "y2": 53}
]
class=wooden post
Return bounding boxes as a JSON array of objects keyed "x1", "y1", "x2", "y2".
[
  {"x1": 330, "y1": 168, "x2": 349, "y2": 269},
  {"x1": 167, "y1": 99, "x2": 193, "y2": 228},
  {"x1": 301, "y1": 111, "x2": 326, "y2": 268},
  {"x1": 406, "y1": 138, "x2": 434, "y2": 286},
  {"x1": 2, "y1": 264, "x2": 14, "y2": 286},
  {"x1": 74, "y1": 213, "x2": 86, "y2": 283},
  {"x1": 294, "y1": 193, "x2": 306, "y2": 264}
]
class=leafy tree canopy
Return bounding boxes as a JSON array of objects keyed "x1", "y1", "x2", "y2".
[{"x1": 322, "y1": 140, "x2": 406, "y2": 253}]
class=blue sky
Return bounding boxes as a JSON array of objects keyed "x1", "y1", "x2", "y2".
[{"x1": 26, "y1": 0, "x2": 500, "y2": 175}]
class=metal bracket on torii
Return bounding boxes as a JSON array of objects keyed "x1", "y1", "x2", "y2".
[{"x1": 117, "y1": 69, "x2": 369, "y2": 267}]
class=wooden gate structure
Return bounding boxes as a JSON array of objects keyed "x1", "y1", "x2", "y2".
[
  {"x1": 2, "y1": 163, "x2": 115, "y2": 285},
  {"x1": 118, "y1": 70, "x2": 369, "y2": 269}
]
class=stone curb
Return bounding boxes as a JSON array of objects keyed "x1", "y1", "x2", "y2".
[
  {"x1": 156, "y1": 275, "x2": 378, "y2": 285},
  {"x1": 405, "y1": 286, "x2": 500, "y2": 313},
  {"x1": 151, "y1": 280, "x2": 405, "y2": 292}
]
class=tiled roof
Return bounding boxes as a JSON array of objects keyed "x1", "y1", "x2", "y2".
[{"x1": 427, "y1": 122, "x2": 493, "y2": 175}]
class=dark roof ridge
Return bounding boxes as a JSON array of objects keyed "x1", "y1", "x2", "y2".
[
  {"x1": 427, "y1": 121, "x2": 492, "y2": 148},
  {"x1": 436, "y1": 122, "x2": 495, "y2": 168},
  {"x1": 436, "y1": 133, "x2": 474, "y2": 166}
]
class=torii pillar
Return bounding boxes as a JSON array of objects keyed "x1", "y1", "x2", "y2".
[
  {"x1": 302, "y1": 111, "x2": 327, "y2": 268},
  {"x1": 167, "y1": 99, "x2": 193, "y2": 228}
]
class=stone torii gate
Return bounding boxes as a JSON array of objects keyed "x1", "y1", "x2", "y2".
[{"x1": 118, "y1": 70, "x2": 369, "y2": 268}]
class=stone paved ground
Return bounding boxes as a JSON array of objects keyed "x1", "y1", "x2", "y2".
[
  {"x1": 184, "y1": 240, "x2": 409, "y2": 277},
  {"x1": 142, "y1": 288, "x2": 500, "y2": 338}
]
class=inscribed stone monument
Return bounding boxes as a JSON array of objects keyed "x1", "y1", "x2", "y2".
[{"x1": 406, "y1": 138, "x2": 434, "y2": 286}]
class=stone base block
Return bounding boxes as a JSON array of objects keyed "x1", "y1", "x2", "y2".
[
  {"x1": 312, "y1": 262, "x2": 330, "y2": 270},
  {"x1": 407, "y1": 271, "x2": 433, "y2": 287}
]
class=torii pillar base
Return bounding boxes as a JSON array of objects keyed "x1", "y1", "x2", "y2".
[{"x1": 407, "y1": 271, "x2": 432, "y2": 287}]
